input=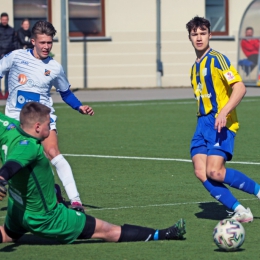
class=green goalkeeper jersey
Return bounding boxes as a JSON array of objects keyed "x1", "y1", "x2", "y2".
[{"x1": 0, "y1": 113, "x2": 57, "y2": 214}]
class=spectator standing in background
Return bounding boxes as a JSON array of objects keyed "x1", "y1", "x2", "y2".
[
  {"x1": 16, "y1": 18, "x2": 33, "y2": 50},
  {"x1": 0, "y1": 12, "x2": 16, "y2": 100}
]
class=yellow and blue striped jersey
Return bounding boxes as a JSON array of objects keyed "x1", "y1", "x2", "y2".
[{"x1": 190, "y1": 49, "x2": 242, "y2": 133}]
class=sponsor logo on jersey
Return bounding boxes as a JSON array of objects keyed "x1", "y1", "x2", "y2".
[
  {"x1": 18, "y1": 74, "x2": 28, "y2": 85},
  {"x1": 3, "y1": 121, "x2": 9, "y2": 126},
  {"x1": 16, "y1": 90, "x2": 40, "y2": 109},
  {"x1": 19, "y1": 140, "x2": 29, "y2": 145},
  {"x1": 44, "y1": 69, "x2": 51, "y2": 76},
  {"x1": 224, "y1": 71, "x2": 235, "y2": 81},
  {"x1": 21, "y1": 60, "x2": 29, "y2": 65},
  {"x1": 7, "y1": 123, "x2": 16, "y2": 130},
  {"x1": 203, "y1": 68, "x2": 207, "y2": 76},
  {"x1": 195, "y1": 82, "x2": 212, "y2": 100},
  {"x1": 195, "y1": 93, "x2": 212, "y2": 100},
  {"x1": 18, "y1": 95, "x2": 26, "y2": 104},
  {"x1": 76, "y1": 212, "x2": 81, "y2": 216},
  {"x1": 195, "y1": 82, "x2": 203, "y2": 94}
]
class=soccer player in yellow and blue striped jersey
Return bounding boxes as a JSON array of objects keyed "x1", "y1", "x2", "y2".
[{"x1": 186, "y1": 16, "x2": 260, "y2": 223}]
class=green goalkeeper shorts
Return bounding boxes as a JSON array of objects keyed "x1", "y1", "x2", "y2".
[{"x1": 5, "y1": 199, "x2": 86, "y2": 244}]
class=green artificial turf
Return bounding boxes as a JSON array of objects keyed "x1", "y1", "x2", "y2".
[{"x1": 0, "y1": 96, "x2": 259, "y2": 260}]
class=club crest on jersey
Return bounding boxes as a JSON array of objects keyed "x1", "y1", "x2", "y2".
[
  {"x1": 44, "y1": 69, "x2": 51, "y2": 76},
  {"x1": 7, "y1": 123, "x2": 16, "y2": 130},
  {"x1": 224, "y1": 71, "x2": 235, "y2": 81},
  {"x1": 18, "y1": 74, "x2": 28, "y2": 85}
]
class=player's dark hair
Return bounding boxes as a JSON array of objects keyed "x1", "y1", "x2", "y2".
[
  {"x1": 186, "y1": 16, "x2": 211, "y2": 35},
  {"x1": 31, "y1": 20, "x2": 56, "y2": 38},
  {"x1": 0, "y1": 12, "x2": 8, "y2": 18},
  {"x1": 20, "y1": 102, "x2": 51, "y2": 127}
]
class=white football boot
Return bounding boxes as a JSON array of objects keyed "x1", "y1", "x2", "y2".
[{"x1": 228, "y1": 207, "x2": 253, "y2": 223}]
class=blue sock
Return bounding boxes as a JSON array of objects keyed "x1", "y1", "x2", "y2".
[
  {"x1": 255, "y1": 183, "x2": 260, "y2": 196},
  {"x1": 203, "y1": 179, "x2": 238, "y2": 210},
  {"x1": 231, "y1": 201, "x2": 241, "y2": 211},
  {"x1": 224, "y1": 168, "x2": 259, "y2": 195}
]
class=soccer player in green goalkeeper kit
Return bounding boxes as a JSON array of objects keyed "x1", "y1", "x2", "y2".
[{"x1": 0, "y1": 102, "x2": 186, "y2": 244}]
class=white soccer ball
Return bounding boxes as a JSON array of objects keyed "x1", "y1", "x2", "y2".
[{"x1": 213, "y1": 219, "x2": 245, "y2": 251}]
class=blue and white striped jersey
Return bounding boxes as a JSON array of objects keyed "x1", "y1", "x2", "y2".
[{"x1": 0, "y1": 49, "x2": 70, "y2": 120}]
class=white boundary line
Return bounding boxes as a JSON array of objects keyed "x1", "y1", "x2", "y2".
[
  {"x1": 87, "y1": 198, "x2": 257, "y2": 212},
  {"x1": 0, "y1": 198, "x2": 256, "y2": 217},
  {"x1": 63, "y1": 154, "x2": 260, "y2": 165},
  {"x1": 53, "y1": 100, "x2": 195, "y2": 109},
  {"x1": 53, "y1": 98, "x2": 260, "y2": 109}
]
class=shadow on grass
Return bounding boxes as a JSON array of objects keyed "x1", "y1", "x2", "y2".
[
  {"x1": 214, "y1": 248, "x2": 245, "y2": 252},
  {"x1": 195, "y1": 202, "x2": 260, "y2": 221},
  {"x1": 195, "y1": 202, "x2": 228, "y2": 220},
  {"x1": 0, "y1": 235, "x2": 106, "y2": 252}
]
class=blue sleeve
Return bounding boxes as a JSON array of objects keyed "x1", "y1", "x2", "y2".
[{"x1": 59, "y1": 89, "x2": 82, "y2": 111}]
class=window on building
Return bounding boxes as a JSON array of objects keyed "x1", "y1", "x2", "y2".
[
  {"x1": 13, "y1": 0, "x2": 51, "y2": 31},
  {"x1": 68, "y1": 0, "x2": 105, "y2": 37},
  {"x1": 206, "y1": 0, "x2": 229, "y2": 35}
]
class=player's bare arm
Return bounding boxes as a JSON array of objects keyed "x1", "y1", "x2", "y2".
[{"x1": 215, "y1": 82, "x2": 246, "y2": 133}]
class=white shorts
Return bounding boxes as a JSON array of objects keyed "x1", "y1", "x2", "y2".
[
  {"x1": 50, "y1": 113, "x2": 57, "y2": 131},
  {"x1": 5, "y1": 108, "x2": 58, "y2": 131}
]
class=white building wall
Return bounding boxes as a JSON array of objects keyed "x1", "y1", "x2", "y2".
[{"x1": 0, "y1": 0, "x2": 253, "y2": 89}]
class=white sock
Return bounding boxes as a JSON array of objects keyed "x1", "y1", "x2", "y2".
[
  {"x1": 234, "y1": 204, "x2": 247, "y2": 212},
  {"x1": 256, "y1": 190, "x2": 260, "y2": 199},
  {"x1": 51, "y1": 154, "x2": 81, "y2": 203}
]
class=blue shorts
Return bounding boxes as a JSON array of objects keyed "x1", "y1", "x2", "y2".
[{"x1": 190, "y1": 113, "x2": 236, "y2": 161}]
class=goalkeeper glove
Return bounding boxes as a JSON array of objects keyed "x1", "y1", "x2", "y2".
[{"x1": 0, "y1": 179, "x2": 7, "y2": 201}]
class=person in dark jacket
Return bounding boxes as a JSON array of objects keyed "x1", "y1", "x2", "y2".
[
  {"x1": 16, "y1": 18, "x2": 33, "y2": 50},
  {"x1": 0, "y1": 12, "x2": 16, "y2": 99}
]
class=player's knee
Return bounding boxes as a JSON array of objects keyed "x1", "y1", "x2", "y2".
[
  {"x1": 0, "y1": 225, "x2": 20, "y2": 243},
  {"x1": 193, "y1": 169, "x2": 206, "y2": 181},
  {"x1": 44, "y1": 147, "x2": 60, "y2": 160},
  {"x1": 77, "y1": 214, "x2": 96, "y2": 240},
  {"x1": 207, "y1": 168, "x2": 225, "y2": 181}
]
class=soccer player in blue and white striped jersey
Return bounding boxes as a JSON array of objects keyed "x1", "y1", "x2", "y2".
[
  {"x1": 186, "y1": 16, "x2": 260, "y2": 223},
  {"x1": 0, "y1": 21, "x2": 94, "y2": 212}
]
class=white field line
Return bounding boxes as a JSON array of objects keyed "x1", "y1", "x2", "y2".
[
  {"x1": 53, "y1": 98, "x2": 259, "y2": 109},
  {"x1": 87, "y1": 198, "x2": 257, "y2": 212},
  {"x1": 0, "y1": 198, "x2": 256, "y2": 218},
  {"x1": 53, "y1": 100, "x2": 195, "y2": 109},
  {"x1": 63, "y1": 153, "x2": 260, "y2": 165}
]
